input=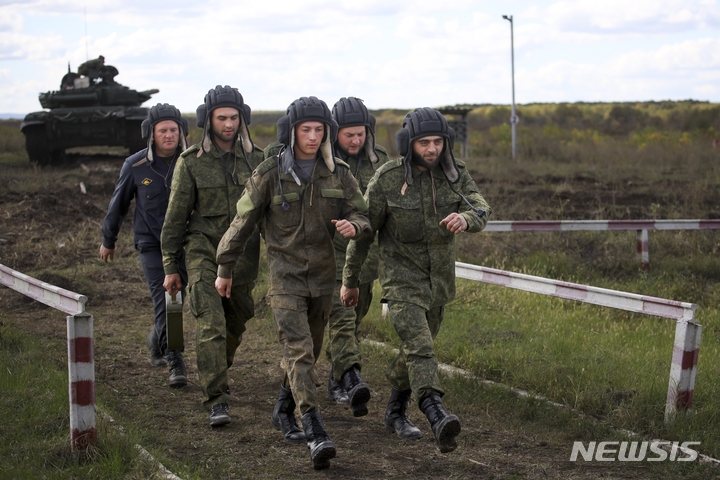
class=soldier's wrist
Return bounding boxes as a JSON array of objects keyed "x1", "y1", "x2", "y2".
[{"x1": 217, "y1": 264, "x2": 233, "y2": 279}]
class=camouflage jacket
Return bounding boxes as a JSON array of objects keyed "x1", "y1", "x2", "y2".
[
  {"x1": 216, "y1": 156, "x2": 371, "y2": 297},
  {"x1": 161, "y1": 141, "x2": 264, "y2": 286},
  {"x1": 343, "y1": 158, "x2": 492, "y2": 309},
  {"x1": 332, "y1": 144, "x2": 390, "y2": 284}
]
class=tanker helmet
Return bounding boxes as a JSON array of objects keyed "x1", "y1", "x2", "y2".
[
  {"x1": 276, "y1": 96, "x2": 338, "y2": 174},
  {"x1": 195, "y1": 85, "x2": 254, "y2": 154},
  {"x1": 395, "y1": 107, "x2": 459, "y2": 185},
  {"x1": 141, "y1": 103, "x2": 189, "y2": 161},
  {"x1": 332, "y1": 97, "x2": 378, "y2": 163}
]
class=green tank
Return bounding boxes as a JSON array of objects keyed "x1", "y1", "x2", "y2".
[{"x1": 20, "y1": 61, "x2": 159, "y2": 165}]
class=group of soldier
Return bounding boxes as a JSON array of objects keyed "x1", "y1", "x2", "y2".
[{"x1": 99, "y1": 85, "x2": 492, "y2": 470}]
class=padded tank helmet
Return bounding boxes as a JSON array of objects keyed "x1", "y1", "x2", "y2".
[
  {"x1": 276, "y1": 96, "x2": 338, "y2": 175},
  {"x1": 331, "y1": 97, "x2": 378, "y2": 163},
  {"x1": 195, "y1": 85, "x2": 254, "y2": 155},
  {"x1": 141, "y1": 103, "x2": 189, "y2": 161},
  {"x1": 395, "y1": 107, "x2": 459, "y2": 185}
]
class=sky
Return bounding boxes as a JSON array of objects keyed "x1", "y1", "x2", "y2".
[{"x1": 1, "y1": 0, "x2": 720, "y2": 115}]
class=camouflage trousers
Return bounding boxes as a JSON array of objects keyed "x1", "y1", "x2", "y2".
[
  {"x1": 386, "y1": 301, "x2": 445, "y2": 404},
  {"x1": 270, "y1": 293, "x2": 332, "y2": 415},
  {"x1": 188, "y1": 270, "x2": 254, "y2": 411},
  {"x1": 326, "y1": 280, "x2": 374, "y2": 380}
]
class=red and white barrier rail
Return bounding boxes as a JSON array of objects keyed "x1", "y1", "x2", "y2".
[
  {"x1": 0, "y1": 264, "x2": 87, "y2": 314},
  {"x1": 484, "y1": 219, "x2": 720, "y2": 269},
  {"x1": 0, "y1": 264, "x2": 96, "y2": 450},
  {"x1": 455, "y1": 261, "x2": 700, "y2": 423},
  {"x1": 484, "y1": 219, "x2": 720, "y2": 232}
]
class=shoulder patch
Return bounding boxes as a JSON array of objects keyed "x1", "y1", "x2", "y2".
[
  {"x1": 375, "y1": 157, "x2": 403, "y2": 176},
  {"x1": 132, "y1": 157, "x2": 148, "y2": 167},
  {"x1": 374, "y1": 143, "x2": 389, "y2": 155},
  {"x1": 254, "y1": 157, "x2": 279, "y2": 176},
  {"x1": 181, "y1": 144, "x2": 200, "y2": 158}
]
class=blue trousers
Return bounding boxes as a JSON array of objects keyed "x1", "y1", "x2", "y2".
[{"x1": 137, "y1": 244, "x2": 186, "y2": 354}]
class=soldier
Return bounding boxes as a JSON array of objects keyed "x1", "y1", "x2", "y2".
[
  {"x1": 341, "y1": 108, "x2": 492, "y2": 453},
  {"x1": 215, "y1": 96, "x2": 370, "y2": 470},
  {"x1": 100, "y1": 103, "x2": 189, "y2": 388},
  {"x1": 161, "y1": 86, "x2": 264, "y2": 427},
  {"x1": 325, "y1": 97, "x2": 389, "y2": 416},
  {"x1": 77, "y1": 55, "x2": 105, "y2": 78}
]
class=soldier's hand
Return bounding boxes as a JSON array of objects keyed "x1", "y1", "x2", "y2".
[
  {"x1": 164, "y1": 274, "x2": 182, "y2": 295},
  {"x1": 215, "y1": 277, "x2": 233, "y2": 299},
  {"x1": 340, "y1": 285, "x2": 359, "y2": 307},
  {"x1": 332, "y1": 219, "x2": 357, "y2": 238},
  {"x1": 440, "y1": 212, "x2": 468, "y2": 234},
  {"x1": 99, "y1": 245, "x2": 115, "y2": 262}
]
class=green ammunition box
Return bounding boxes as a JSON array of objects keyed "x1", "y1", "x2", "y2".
[{"x1": 166, "y1": 291, "x2": 184, "y2": 351}]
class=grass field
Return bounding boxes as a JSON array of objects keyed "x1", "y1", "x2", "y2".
[{"x1": 1, "y1": 101, "x2": 720, "y2": 478}]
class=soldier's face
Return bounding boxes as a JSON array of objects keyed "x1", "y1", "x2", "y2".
[
  {"x1": 153, "y1": 120, "x2": 180, "y2": 157},
  {"x1": 294, "y1": 121, "x2": 324, "y2": 160},
  {"x1": 412, "y1": 136, "x2": 444, "y2": 169},
  {"x1": 337, "y1": 126, "x2": 366, "y2": 156},
  {"x1": 211, "y1": 108, "x2": 241, "y2": 145}
]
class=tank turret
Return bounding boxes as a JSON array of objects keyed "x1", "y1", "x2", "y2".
[{"x1": 20, "y1": 59, "x2": 159, "y2": 165}]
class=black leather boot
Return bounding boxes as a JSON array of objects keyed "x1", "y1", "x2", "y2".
[
  {"x1": 301, "y1": 409, "x2": 336, "y2": 470},
  {"x1": 419, "y1": 391, "x2": 461, "y2": 453},
  {"x1": 340, "y1": 364, "x2": 371, "y2": 417},
  {"x1": 166, "y1": 350, "x2": 187, "y2": 388},
  {"x1": 327, "y1": 366, "x2": 349, "y2": 404},
  {"x1": 270, "y1": 383, "x2": 306, "y2": 443},
  {"x1": 384, "y1": 388, "x2": 422, "y2": 439}
]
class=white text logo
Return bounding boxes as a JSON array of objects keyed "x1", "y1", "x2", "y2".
[{"x1": 569, "y1": 441, "x2": 700, "y2": 462}]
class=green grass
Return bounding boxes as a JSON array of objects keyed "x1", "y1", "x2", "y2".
[{"x1": 0, "y1": 321, "x2": 159, "y2": 479}]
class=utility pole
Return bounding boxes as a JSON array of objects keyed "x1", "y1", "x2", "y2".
[{"x1": 502, "y1": 15, "x2": 518, "y2": 159}]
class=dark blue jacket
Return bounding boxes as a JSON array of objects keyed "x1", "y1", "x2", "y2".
[{"x1": 101, "y1": 148, "x2": 178, "y2": 250}]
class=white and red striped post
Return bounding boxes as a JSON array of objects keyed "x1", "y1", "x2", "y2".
[
  {"x1": 67, "y1": 312, "x2": 96, "y2": 450},
  {"x1": 636, "y1": 229, "x2": 649, "y2": 269},
  {"x1": 0, "y1": 264, "x2": 96, "y2": 450},
  {"x1": 666, "y1": 321, "x2": 702, "y2": 423},
  {"x1": 454, "y1": 262, "x2": 701, "y2": 423}
]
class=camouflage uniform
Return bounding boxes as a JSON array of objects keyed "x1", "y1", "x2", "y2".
[
  {"x1": 327, "y1": 144, "x2": 389, "y2": 379},
  {"x1": 343, "y1": 157, "x2": 491, "y2": 402},
  {"x1": 264, "y1": 140, "x2": 283, "y2": 159},
  {"x1": 162, "y1": 141, "x2": 263, "y2": 410},
  {"x1": 216, "y1": 153, "x2": 369, "y2": 413}
]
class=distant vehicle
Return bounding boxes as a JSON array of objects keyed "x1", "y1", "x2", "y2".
[{"x1": 20, "y1": 58, "x2": 158, "y2": 165}]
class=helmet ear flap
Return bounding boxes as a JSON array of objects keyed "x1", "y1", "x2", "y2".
[
  {"x1": 368, "y1": 113, "x2": 376, "y2": 133},
  {"x1": 179, "y1": 117, "x2": 189, "y2": 136},
  {"x1": 329, "y1": 118, "x2": 339, "y2": 145},
  {"x1": 447, "y1": 126, "x2": 456, "y2": 150},
  {"x1": 141, "y1": 118, "x2": 151, "y2": 140},
  {"x1": 395, "y1": 128, "x2": 410, "y2": 156},
  {"x1": 276, "y1": 115, "x2": 290, "y2": 145},
  {"x1": 196, "y1": 104, "x2": 207, "y2": 128},
  {"x1": 241, "y1": 104, "x2": 252, "y2": 125}
]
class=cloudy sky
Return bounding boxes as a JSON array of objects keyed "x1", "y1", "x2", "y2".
[{"x1": 1, "y1": 0, "x2": 719, "y2": 115}]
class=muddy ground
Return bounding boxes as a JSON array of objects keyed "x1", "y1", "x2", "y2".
[{"x1": 0, "y1": 154, "x2": 713, "y2": 479}]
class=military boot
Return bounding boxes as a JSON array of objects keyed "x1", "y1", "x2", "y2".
[
  {"x1": 327, "y1": 366, "x2": 349, "y2": 404},
  {"x1": 270, "y1": 383, "x2": 306, "y2": 444},
  {"x1": 146, "y1": 329, "x2": 167, "y2": 367},
  {"x1": 385, "y1": 388, "x2": 422, "y2": 439},
  {"x1": 166, "y1": 350, "x2": 187, "y2": 388},
  {"x1": 301, "y1": 409, "x2": 336, "y2": 470},
  {"x1": 419, "y1": 391, "x2": 461, "y2": 453},
  {"x1": 340, "y1": 364, "x2": 370, "y2": 417}
]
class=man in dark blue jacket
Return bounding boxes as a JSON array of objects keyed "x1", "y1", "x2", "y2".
[{"x1": 100, "y1": 103, "x2": 189, "y2": 388}]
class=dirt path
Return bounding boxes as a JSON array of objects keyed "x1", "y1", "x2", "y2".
[{"x1": 0, "y1": 155, "x2": 701, "y2": 479}]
